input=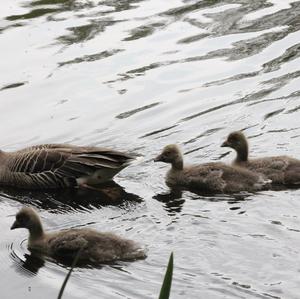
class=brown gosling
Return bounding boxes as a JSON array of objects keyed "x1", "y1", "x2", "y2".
[
  {"x1": 11, "y1": 207, "x2": 146, "y2": 264},
  {"x1": 0, "y1": 144, "x2": 135, "y2": 190},
  {"x1": 154, "y1": 144, "x2": 270, "y2": 193},
  {"x1": 222, "y1": 131, "x2": 300, "y2": 185}
]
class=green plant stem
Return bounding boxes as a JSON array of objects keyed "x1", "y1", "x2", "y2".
[{"x1": 158, "y1": 252, "x2": 174, "y2": 299}]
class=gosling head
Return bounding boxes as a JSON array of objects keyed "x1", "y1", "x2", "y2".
[
  {"x1": 221, "y1": 131, "x2": 249, "y2": 162},
  {"x1": 154, "y1": 144, "x2": 183, "y2": 169},
  {"x1": 11, "y1": 207, "x2": 42, "y2": 232}
]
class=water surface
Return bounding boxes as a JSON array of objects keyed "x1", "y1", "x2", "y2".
[{"x1": 1, "y1": 0, "x2": 300, "y2": 298}]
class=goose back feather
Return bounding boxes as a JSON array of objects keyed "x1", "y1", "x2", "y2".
[{"x1": 0, "y1": 144, "x2": 135, "y2": 189}]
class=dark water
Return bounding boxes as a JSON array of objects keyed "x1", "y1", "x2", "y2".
[{"x1": 1, "y1": 0, "x2": 300, "y2": 298}]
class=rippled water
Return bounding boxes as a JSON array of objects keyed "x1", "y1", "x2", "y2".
[{"x1": 1, "y1": 0, "x2": 300, "y2": 298}]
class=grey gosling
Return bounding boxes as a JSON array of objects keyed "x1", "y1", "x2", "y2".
[
  {"x1": 222, "y1": 131, "x2": 300, "y2": 185},
  {"x1": 154, "y1": 144, "x2": 270, "y2": 193},
  {"x1": 0, "y1": 144, "x2": 135, "y2": 189},
  {"x1": 11, "y1": 207, "x2": 146, "y2": 264}
]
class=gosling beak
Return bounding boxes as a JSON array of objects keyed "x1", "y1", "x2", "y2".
[
  {"x1": 154, "y1": 154, "x2": 163, "y2": 162},
  {"x1": 221, "y1": 140, "x2": 230, "y2": 148},
  {"x1": 11, "y1": 220, "x2": 21, "y2": 230}
]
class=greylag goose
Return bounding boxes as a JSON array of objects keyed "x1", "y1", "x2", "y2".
[
  {"x1": 11, "y1": 206, "x2": 146, "y2": 264},
  {"x1": 221, "y1": 131, "x2": 300, "y2": 185},
  {"x1": 0, "y1": 144, "x2": 135, "y2": 189},
  {"x1": 154, "y1": 144, "x2": 270, "y2": 193}
]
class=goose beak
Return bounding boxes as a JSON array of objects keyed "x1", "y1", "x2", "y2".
[
  {"x1": 11, "y1": 220, "x2": 20, "y2": 230},
  {"x1": 221, "y1": 140, "x2": 230, "y2": 148}
]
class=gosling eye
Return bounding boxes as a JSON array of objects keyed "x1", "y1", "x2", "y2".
[
  {"x1": 229, "y1": 138, "x2": 237, "y2": 144},
  {"x1": 16, "y1": 213, "x2": 29, "y2": 224}
]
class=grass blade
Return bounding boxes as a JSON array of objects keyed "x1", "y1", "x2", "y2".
[
  {"x1": 158, "y1": 252, "x2": 174, "y2": 299},
  {"x1": 57, "y1": 248, "x2": 82, "y2": 299}
]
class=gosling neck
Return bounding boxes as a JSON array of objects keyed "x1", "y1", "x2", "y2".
[
  {"x1": 235, "y1": 140, "x2": 249, "y2": 163},
  {"x1": 171, "y1": 156, "x2": 183, "y2": 170},
  {"x1": 28, "y1": 219, "x2": 45, "y2": 241}
]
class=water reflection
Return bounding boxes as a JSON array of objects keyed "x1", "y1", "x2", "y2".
[
  {"x1": 0, "y1": 182, "x2": 142, "y2": 212},
  {"x1": 14, "y1": 252, "x2": 45, "y2": 276},
  {"x1": 0, "y1": 82, "x2": 27, "y2": 91},
  {"x1": 58, "y1": 49, "x2": 124, "y2": 67},
  {"x1": 3, "y1": 0, "x2": 145, "y2": 44},
  {"x1": 57, "y1": 19, "x2": 119, "y2": 46},
  {"x1": 3, "y1": 0, "x2": 300, "y2": 92},
  {"x1": 153, "y1": 190, "x2": 185, "y2": 215},
  {"x1": 9, "y1": 238, "x2": 45, "y2": 276},
  {"x1": 6, "y1": 8, "x2": 59, "y2": 21},
  {"x1": 154, "y1": 188, "x2": 252, "y2": 215}
]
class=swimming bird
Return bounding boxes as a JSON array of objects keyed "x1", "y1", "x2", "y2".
[
  {"x1": 221, "y1": 131, "x2": 300, "y2": 185},
  {"x1": 0, "y1": 144, "x2": 135, "y2": 189},
  {"x1": 154, "y1": 144, "x2": 270, "y2": 193},
  {"x1": 11, "y1": 206, "x2": 146, "y2": 264}
]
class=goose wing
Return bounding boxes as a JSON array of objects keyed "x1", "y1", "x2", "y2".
[{"x1": 4, "y1": 144, "x2": 134, "y2": 188}]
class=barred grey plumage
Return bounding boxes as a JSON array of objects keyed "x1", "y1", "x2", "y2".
[{"x1": 0, "y1": 144, "x2": 135, "y2": 189}]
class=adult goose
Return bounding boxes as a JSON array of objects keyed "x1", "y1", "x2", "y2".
[
  {"x1": 221, "y1": 131, "x2": 300, "y2": 185},
  {"x1": 0, "y1": 144, "x2": 134, "y2": 189},
  {"x1": 154, "y1": 144, "x2": 270, "y2": 193},
  {"x1": 11, "y1": 206, "x2": 146, "y2": 264}
]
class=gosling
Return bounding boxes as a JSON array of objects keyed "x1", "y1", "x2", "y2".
[
  {"x1": 11, "y1": 207, "x2": 146, "y2": 264},
  {"x1": 154, "y1": 144, "x2": 270, "y2": 193},
  {"x1": 222, "y1": 131, "x2": 300, "y2": 185}
]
